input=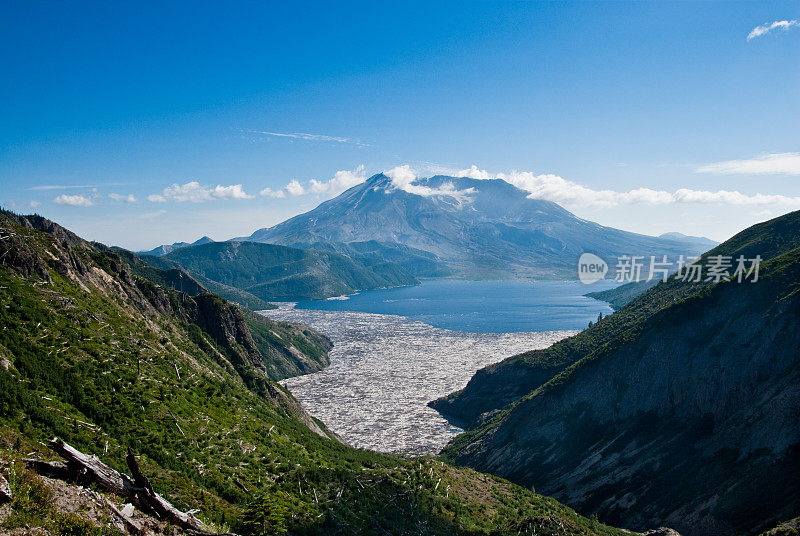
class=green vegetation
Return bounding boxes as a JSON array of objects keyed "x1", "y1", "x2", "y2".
[
  {"x1": 0, "y1": 210, "x2": 632, "y2": 535},
  {"x1": 584, "y1": 279, "x2": 658, "y2": 310},
  {"x1": 157, "y1": 240, "x2": 420, "y2": 301},
  {"x1": 242, "y1": 308, "x2": 331, "y2": 380},
  {"x1": 303, "y1": 240, "x2": 452, "y2": 278}
]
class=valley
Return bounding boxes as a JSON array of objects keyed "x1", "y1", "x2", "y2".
[
  {"x1": 266, "y1": 303, "x2": 575, "y2": 454},
  {"x1": 4, "y1": 5, "x2": 797, "y2": 535}
]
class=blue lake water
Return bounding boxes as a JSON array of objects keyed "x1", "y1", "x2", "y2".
[{"x1": 294, "y1": 279, "x2": 619, "y2": 333}]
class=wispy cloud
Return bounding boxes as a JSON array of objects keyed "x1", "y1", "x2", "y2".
[
  {"x1": 29, "y1": 201, "x2": 41, "y2": 208},
  {"x1": 695, "y1": 152, "x2": 800, "y2": 175},
  {"x1": 747, "y1": 19, "x2": 800, "y2": 40},
  {"x1": 30, "y1": 185, "x2": 95, "y2": 191},
  {"x1": 246, "y1": 129, "x2": 371, "y2": 147},
  {"x1": 454, "y1": 165, "x2": 800, "y2": 208},
  {"x1": 53, "y1": 194, "x2": 94, "y2": 207},
  {"x1": 139, "y1": 209, "x2": 166, "y2": 219},
  {"x1": 109, "y1": 193, "x2": 137, "y2": 203},
  {"x1": 28, "y1": 182, "x2": 129, "y2": 191},
  {"x1": 148, "y1": 182, "x2": 253, "y2": 202}
]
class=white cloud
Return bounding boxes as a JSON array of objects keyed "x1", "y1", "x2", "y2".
[
  {"x1": 147, "y1": 181, "x2": 253, "y2": 203},
  {"x1": 309, "y1": 165, "x2": 367, "y2": 193},
  {"x1": 284, "y1": 180, "x2": 305, "y2": 196},
  {"x1": 455, "y1": 165, "x2": 800, "y2": 207},
  {"x1": 109, "y1": 193, "x2": 137, "y2": 203},
  {"x1": 695, "y1": 152, "x2": 800, "y2": 175},
  {"x1": 747, "y1": 20, "x2": 800, "y2": 40},
  {"x1": 53, "y1": 194, "x2": 94, "y2": 207},
  {"x1": 261, "y1": 167, "x2": 369, "y2": 199},
  {"x1": 247, "y1": 130, "x2": 370, "y2": 147},
  {"x1": 259, "y1": 187, "x2": 286, "y2": 198},
  {"x1": 29, "y1": 201, "x2": 41, "y2": 208},
  {"x1": 209, "y1": 184, "x2": 253, "y2": 200},
  {"x1": 384, "y1": 165, "x2": 476, "y2": 202}
]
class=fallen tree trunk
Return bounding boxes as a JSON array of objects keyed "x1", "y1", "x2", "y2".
[
  {"x1": 0, "y1": 475, "x2": 11, "y2": 504},
  {"x1": 22, "y1": 459, "x2": 73, "y2": 480},
  {"x1": 25, "y1": 438, "x2": 237, "y2": 536}
]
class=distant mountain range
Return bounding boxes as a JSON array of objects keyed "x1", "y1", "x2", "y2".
[
  {"x1": 658, "y1": 232, "x2": 718, "y2": 249},
  {"x1": 432, "y1": 210, "x2": 800, "y2": 535},
  {"x1": 243, "y1": 174, "x2": 717, "y2": 278},
  {"x1": 139, "y1": 235, "x2": 215, "y2": 256}
]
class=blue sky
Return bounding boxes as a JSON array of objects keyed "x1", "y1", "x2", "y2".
[{"x1": 1, "y1": 1, "x2": 799, "y2": 250}]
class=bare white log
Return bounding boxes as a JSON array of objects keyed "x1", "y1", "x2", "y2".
[{"x1": 39, "y1": 438, "x2": 235, "y2": 535}]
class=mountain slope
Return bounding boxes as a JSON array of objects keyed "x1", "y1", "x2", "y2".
[
  {"x1": 584, "y1": 279, "x2": 660, "y2": 311},
  {"x1": 658, "y1": 232, "x2": 718, "y2": 249},
  {"x1": 155, "y1": 240, "x2": 419, "y2": 301},
  {"x1": 0, "y1": 209, "x2": 635, "y2": 536},
  {"x1": 297, "y1": 240, "x2": 452, "y2": 278},
  {"x1": 437, "y1": 210, "x2": 800, "y2": 535},
  {"x1": 139, "y1": 235, "x2": 215, "y2": 256},
  {"x1": 246, "y1": 174, "x2": 712, "y2": 278}
]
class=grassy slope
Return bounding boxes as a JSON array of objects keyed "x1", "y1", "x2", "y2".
[{"x1": 0, "y1": 211, "x2": 631, "y2": 536}]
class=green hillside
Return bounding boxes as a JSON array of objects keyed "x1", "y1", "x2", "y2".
[
  {"x1": 299, "y1": 240, "x2": 453, "y2": 278},
  {"x1": 584, "y1": 279, "x2": 659, "y2": 311},
  {"x1": 0, "y1": 210, "x2": 632, "y2": 536},
  {"x1": 155, "y1": 241, "x2": 419, "y2": 301}
]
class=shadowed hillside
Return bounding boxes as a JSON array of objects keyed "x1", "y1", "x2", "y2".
[{"x1": 435, "y1": 210, "x2": 800, "y2": 535}]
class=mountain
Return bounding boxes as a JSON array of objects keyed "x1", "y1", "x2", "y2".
[
  {"x1": 139, "y1": 235, "x2": 215, "y2": 256},
  {"x1": 434, "y1": 210, "x2": 800, "y2": 535},
  {"x1": 658, "y1": 232, "x2": 718, "y2": 249},
  {"x1": 245, "y1": 174, "x2": 714, "y2": 279},
  {"x1": 0, "y1": 209, "x2": 638, "y2": 535},
  {"x1": 150, "y1": 240, "x2": 419, "y2": 301},
  {"x1": 130, "y1": 250, "x2": 277, "y2": 310},
  {"x1": 296, "y1": 240, "x2": 452, "y2": 278}
]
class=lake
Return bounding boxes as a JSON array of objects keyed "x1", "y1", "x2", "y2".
[
  {"x1": 295, "y1": 279, "x2": 618, "y2": 332},
  {"x1": 264, "y1": 280, "x2": 617, "y2": 455}
]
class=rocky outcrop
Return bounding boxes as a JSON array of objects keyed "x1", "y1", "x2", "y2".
[{"x1": 189, "y1": 292, "x2": 264, "y2": 371}]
